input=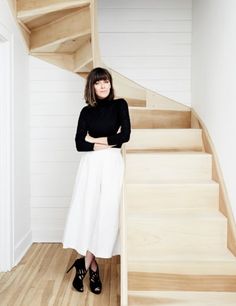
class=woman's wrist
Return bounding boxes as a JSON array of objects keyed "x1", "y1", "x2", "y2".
[
  {"x1": 95, "y1": 137, "x2": 108, "y2": 145},
  {"x1": 85, "y1": 134, "x2": 108, "y2": 145},
  {"x1": 85, "y1": 134, "x2": 95, "y2": 143}
]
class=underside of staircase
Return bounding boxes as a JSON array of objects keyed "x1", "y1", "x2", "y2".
[{"x1": 13, "y1": 1, "x2": 236, "y2": 305}]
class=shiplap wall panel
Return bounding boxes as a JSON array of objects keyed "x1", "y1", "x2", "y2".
[
  {"x1": 31, "y1": 175, "x2": 76, "y2": 197},
  {"x1": 30, "y1": 56, "x2": 85, "y2": 241},
  {"x1": 31, "y1": 92, "x2": 83, "y2": 104},
  {"x1": 31, "y1": 196, "x2": 70, "y2": 208},
  {"x1": 98, "y1": 0, "x2": 192, "y2": 9},
  {"x1": 98, "y1": 0, "x2": 192, "y2": 105},
  {"x1": 31, "y1": 162, "x2": 78, "y2": 174}
]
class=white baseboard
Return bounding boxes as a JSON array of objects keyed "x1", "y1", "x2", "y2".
[
  {"x1": 14, "y1": 229, "x2": 32, "y2": 266},
  {"x1": 32, "y1": 229, "x2": 63, "y2": 242}
]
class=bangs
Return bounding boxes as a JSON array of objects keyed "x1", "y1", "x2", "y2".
[{"x1": 92, "y1": 69, "x2": 111, "y2": 84}]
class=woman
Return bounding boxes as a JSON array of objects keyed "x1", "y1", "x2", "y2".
[{"x1": 62, "y1": 67, "x2": 131, "y2": 294}]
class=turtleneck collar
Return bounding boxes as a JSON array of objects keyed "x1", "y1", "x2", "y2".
[{"x1": 96, "y1": 96, "x2": 111, "y2": 106}]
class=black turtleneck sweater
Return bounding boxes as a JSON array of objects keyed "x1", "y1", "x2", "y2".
[{"x1": 75, "y1": 98, "x2": 131, "y2": 151}]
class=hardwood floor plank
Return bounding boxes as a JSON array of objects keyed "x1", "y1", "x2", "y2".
[{"x1": 0, "y1": 243, "x2": 120, "y2": 306}]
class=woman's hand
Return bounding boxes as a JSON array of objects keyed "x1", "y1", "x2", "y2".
[
  {"x1": 86, "y1": 133, "x2": 107, "y2": 145},
  {"x1": 94, "y1": 143, "x2": 112, "y2": 150},
  {"x1": 85, "y1": 133, "x2": 95, "y2": 143}
]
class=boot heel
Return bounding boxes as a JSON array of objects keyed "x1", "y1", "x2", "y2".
[{"x1": 66, "y1": 263, "x2": 75, "y2": 273}]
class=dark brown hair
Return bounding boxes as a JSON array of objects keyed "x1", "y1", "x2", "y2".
[{"x1": 84, "y1": 67, "x2": 115, "y2": 107}]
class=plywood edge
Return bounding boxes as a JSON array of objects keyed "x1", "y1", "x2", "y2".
[
  {"x1": 121, "y1": 145, "x2": 128, "y2": 306},
  {"x1": 191, "y1": 108, "x2": 236, "y2": 255},
  {"x1": 89, "y1": 0, "x2": 102, "y2": 67}
]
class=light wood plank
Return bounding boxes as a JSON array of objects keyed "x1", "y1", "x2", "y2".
[
  {"x1": 126, "y1": 181, "x2": 219, "y2": 213},
  {"x1": 121, "y1": 146, "x2": 128, "y2": 306},
  {"x1": 129, "y1": 108, "x2": 191, "y2": 129},
  {"x1": 126, "y1": 129, "x2": 203, "y2": 151},
  {"x1": 90, "y1": 0, "x2": 102, "y2": 67},
  {"x1": 126, "y1": 152, "x2": 212, "y2": 182},
  {"x1": 128, "y1": 272, "x2": 236, "y2": 292},
  {"x1": 129, "y1": 291, "x2": 236, "y2": 305},
  {"x1": 30, "y1": 7, "x2": 91, "y2": 52},
  {"x1": 17, "y1": 0, "x2": 90, "y2": 20},
  {"x1": 127, "y1": 212, "x2": 227, "y2": 258},
  {"x1": 18, "y1": 20, "x2": 31, "y2": 49},
  {"x1": 23, "y1": 8, "x2": 79, "y2": 29},
  {"x1": 128, "y1": 255, "x2": 236, "y2": 275}
]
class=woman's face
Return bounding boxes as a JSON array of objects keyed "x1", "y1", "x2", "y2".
[{"x1": 94, "y1": 79, "x2": 111, "y2": 99}]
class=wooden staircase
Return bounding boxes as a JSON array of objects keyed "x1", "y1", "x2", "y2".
[
  {"x1": 125, "y1": 128, "x2": 236, "y2": 304},
  {"x1": 13, "y1": 1, "x2": 236, "y2": 305}
]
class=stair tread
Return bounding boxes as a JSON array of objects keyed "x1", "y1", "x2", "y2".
[
  {"x1": 127, "y1": 151, "x2": 211, "y2": 155},
  {"x1": 128, "y1": 210, "x2": 225, "y2": 220},
  {"x1": 128, "y1": 291, "x2": 236, "y2": 306},
  {"x1": 126, "y1": 149, "x2": 204, "y2": 153},
  {"x1": 126, "y1": 179, "x2": 218, "y2": 185},
  {"x1": 130, "y1": 128, "x2": 202, "y2": 131},
  {"x1": 129, "y1": 106, "x2": 190, "y2": 111},
  {"x1": 128, "y1": 248, "x2": 236, "y2": 262}
]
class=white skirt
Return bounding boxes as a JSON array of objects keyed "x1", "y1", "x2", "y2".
[{"x1": 62, "y1": 147, "x2": 124, "y2": 258}]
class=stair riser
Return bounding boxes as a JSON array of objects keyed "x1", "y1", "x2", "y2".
[
  {"x1": 127, "y1": 218, "x2": 227, "y2": 258},
  {"x1": 128, "y1": 261, "x2": 236, "y2": 275},
  {"x1": 129, "y1": 109, "x2": 191, "y2": 129},
  {"x1": 126, "y1": 154, "x2": 212, "y2": 182},
  {"x1": 127, "y1": 129, "x2": 203, "y2": 151},
  {"x1": 128, "y1": 272, "x2": 236, "y2": 292},
  {"x1": 126, "y1": 184, "x2": 219, "y2": 212},
  {"x1": 128, "y1": 291, "x2": 236, "y2": 306}
]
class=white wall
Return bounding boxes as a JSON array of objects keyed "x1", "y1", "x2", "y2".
[
  {"x1": 0, "y1": 0, "x2": 31, "y2": 265},
  {"x1": 98, "y1": 0, "x2": 192, "y2": 106},
  {"x1": 30, "y1": 57, "x2": 85, "y2": 241},
  {"x1": 192, "y1": 0, "x2": 236, "y2": 218}
]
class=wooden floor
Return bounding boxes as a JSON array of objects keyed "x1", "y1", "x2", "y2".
[{"x1": 0, "y1": 243, "x2": 120, "y2": 306}]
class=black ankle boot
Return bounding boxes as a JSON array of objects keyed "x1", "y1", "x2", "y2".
[
  {"x1": 66, "y1": 257, "x2": 87, "y2": 292},
  {"x1": 89, "y1": 261, "x2": 102, "y2": 294}
]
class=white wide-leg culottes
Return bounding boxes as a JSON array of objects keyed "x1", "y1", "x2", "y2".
[{"x1": 62, "y1": 148, "x2": 124, "y2": 258}]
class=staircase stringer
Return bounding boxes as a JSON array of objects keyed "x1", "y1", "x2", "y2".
[{"x1": 192, "y1": 109, "x2": 236, "y2": 256}]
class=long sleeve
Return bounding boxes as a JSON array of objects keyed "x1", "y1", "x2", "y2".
[
  {"x1": 107, "y1": 99, "x2": 131, "y2": 146},
  {"x1": 75, "y1": 108, "x2": 94, "y2": 151}
]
